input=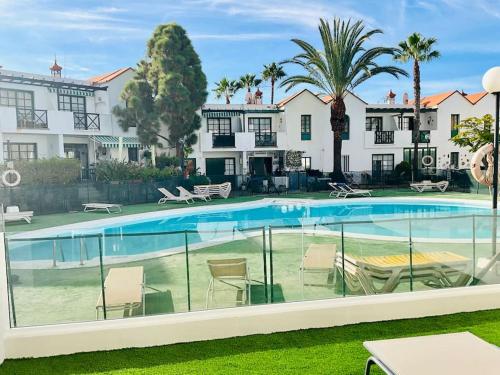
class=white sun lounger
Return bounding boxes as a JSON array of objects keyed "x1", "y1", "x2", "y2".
[
  {"x1": 176, "y1": 186, "x2": 211, "y2": 202},
  {"x1": 96, "y1": 266, "x2": 145, "y2": 319},
  {"x1": 410, "y1": 180, "x2": 449, "y2": 193},
  {"x1": 194, "y1": 182, "x2": 231, "y2": 199},
  {"x1": 328, "y1": 182, "x2": 345, "y2": 198},
  {"x1": 3, "y1": 206, "x2": 33, "y2": 223},
  {"x1": 364, "y1": 332, "x2": 500, "y2": 375},
  {"x1": 331, "y1": 183, "x2": 372, "y2": 198},
  {"x1": 157, "y1": 188, "x2": 193, "y2": 204},
  {"x1": 83, "y1": 203, "x2": 122, "y2": 214}
]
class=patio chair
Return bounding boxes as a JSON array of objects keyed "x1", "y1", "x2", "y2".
[
  {"x1": 206, "y1": 258, "x2": 251, "y2": 308},
  {"x1": 335, "y1": 183, "x2": 372, "y2": 198},
  {"x1": 328, "y1": 182, "x2": 344, "y2": 198},
  {"x1": 300, "y1": 243, "x2": 337, "y2": 287},
  {"x1": 336, "y1": 251, "x2": 471, "y2": 295},
  {"x1": 219, "y1": 182, "x2": 232, "y2": 199},
  {"x1": 410, "y1": 180, "x2": 449, "y2": 193},
  {"x1": 83, "y1": 203, "x2": 122, "y2": 214},
  {"x1": 3, "y1": 205, "x2": 34, "y2": 224},
  {"x1": 157, "y1": 188, "x2": 193, "y2": 204},
  {"x1": 176, "y1": 186, "x2": 211, "y2": 202}
]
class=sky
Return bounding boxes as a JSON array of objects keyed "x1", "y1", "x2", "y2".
[{"x1": 0, "y1": 0, "x2": 499, "y2": 104}]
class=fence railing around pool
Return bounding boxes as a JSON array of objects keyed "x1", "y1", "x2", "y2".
[{"x1": 4, "y1": 213, "x2": 500, "y2": 327}]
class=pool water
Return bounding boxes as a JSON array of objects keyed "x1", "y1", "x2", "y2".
[{"x1": 8, "y1": 199, "x2": 493, "y2": 262}]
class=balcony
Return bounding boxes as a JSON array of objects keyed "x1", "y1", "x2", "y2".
[
  {"x1": 74, "y1": 112, "x2": 100, "y2": 130},
  {"x1": 16, "y1": 109, "x2": 48, "y2": 129},
  {"x1": 255, "y1": 132, "x2": 277, "y2": 147},
  {"x1": 374, "y1": 130, "x2": 394, "y2": 144},
  {"x1": 212, "y1": 133, "x2": 235, "y2": 148}
]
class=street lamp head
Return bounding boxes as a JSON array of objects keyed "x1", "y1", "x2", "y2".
[{"x1": 482, "y1": 67, "x2": 500, "y2": 94}]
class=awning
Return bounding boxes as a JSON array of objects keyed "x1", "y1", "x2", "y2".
[
  {"x1": 90, "y1": 136, "x2": 142, "y2": 148},
  {"x1": 202, "y1": 110, "x2": 242, "y2": 118}
]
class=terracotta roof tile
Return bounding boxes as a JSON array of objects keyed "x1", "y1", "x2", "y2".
[
  {"x1": 465, "y1": 91, "x2": 488, "y2": 104},
  {"x1": 88, "y1": 67, "x2": 133, "y2": 84},
  {"x1": 408, "y1": 91, "x2": 457, "y2": 107}
]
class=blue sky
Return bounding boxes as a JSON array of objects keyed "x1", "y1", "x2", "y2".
[{"x1": 0, "y1": 0, "x2": 499, "y2": 104}]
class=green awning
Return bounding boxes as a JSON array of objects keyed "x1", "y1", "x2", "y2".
[{"x1": 90, "y1": 136, "x2": 141, "y2": 148}]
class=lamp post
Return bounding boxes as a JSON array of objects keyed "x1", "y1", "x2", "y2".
[{"x1": 482, "y1": 67, "x2": 500, "y2": 209}]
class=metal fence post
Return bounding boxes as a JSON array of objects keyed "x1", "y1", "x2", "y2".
[
  {"x1": 268, "y1": 226, "x2": 274, "y2": 303},
  {"x1": 4, "y1": 235, "x2": 17, "y2": 327},
  {"x1": 184, "y1": 231, "x2": 191, "y2": 311},
  {"x1": 262, "y1": 227, "x2": 268, "y2": 304},
  {"x1": 472, "y1": 215, "x2": 476, "y2": 279},
  {"x1": 98, "y1": 234, "x2": 107, "y2": 319},
  {"x1": 52, "y1": 239, "x2": 57, "y2": 268},
  {"x1": 341, "y1": 223, "x2": 346, "y2": 297},
  {"x1": 408, "y1": 218, "x2": 413, "y2": 292}
]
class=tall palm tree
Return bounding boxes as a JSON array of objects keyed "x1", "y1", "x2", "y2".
[
  {"x1": 213, "y1": 78, "x2": 241, "y2": 104},
  {"x1": 240, "y1": 74, "x2": 262, "y2": 92},
  {"x1": 281, "y1": 18, "x2": 408, "y2": 180},
  {"x1": 394, "y1": 33, "x2": 440, "y2": 181},
  {"x1": 262, "y1": 63, "x2": 286, "y2": 104}
]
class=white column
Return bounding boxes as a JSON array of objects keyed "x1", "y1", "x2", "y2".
[
  {"x1": 57, "y1": 134, "x2": 65, "y2": 158},
  {"x1": 242, "y1": 151, "x2": 247, "y2": 175},
  {"x1": 0, "y1": 133, "x2": 4, "y2": 163}
]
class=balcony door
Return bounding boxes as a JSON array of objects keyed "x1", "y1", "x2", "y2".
[{"x1": 249, "y1": 157, "x2": 272, "y2": 176}]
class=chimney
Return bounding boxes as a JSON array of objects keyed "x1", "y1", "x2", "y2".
[
  {"x1": 385, "y1": 89, "x2": 396, "y2": 104},
  {"x1": 403, "y1": 92, "x2": 409, "y2": 105},
  {"x1": 49, "y1": 56, "x2": 62, "y2": 78}
]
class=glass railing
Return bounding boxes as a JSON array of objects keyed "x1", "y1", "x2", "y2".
[{"x1": 4, "y1": 213, "x2": 500, "y2": 327}]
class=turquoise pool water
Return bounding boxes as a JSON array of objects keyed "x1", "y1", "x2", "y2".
[{"x1": 8, "y1": 199, "x2": 493, "y2": 262}]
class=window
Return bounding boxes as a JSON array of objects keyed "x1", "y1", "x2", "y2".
[
  {"x1": 58, "y1": 94, "x2": 86, "y2": 113},
  {"x1": 451, "y1": 114, "x2": 460, "y2": 137},
  {"x1": 301, "y1": 156, "x2": 311, "y2": 170},
  {"x1": 342, "y1": 155, "x2": 350, "y2": 172},
  {"x1": 224, "y1": 158, "x2": 235, "y2": 175},
  {"x1": 398, "y1": 116, "x2": 414, "y2": 130},
  {"x1": 372, "y1": 154, "x2": 394, "y2": 175},
  {"x1": 366, "y1": 117, "x2": 382, "y2": 131},
  {"x1": 403, "y1": 147, "x2": 437, "y2": 169},
  {"x1": 450, "y1": 152, "x2": 459, "y2": 169},
  {"x1": 0, "y1": 88, "x2": 33, "y2": 109},
  {"x1": 128, "y1": 147, "x2": 138, "y2": 162},
  {"x1": 3, "y1": 142, "x2": 37, "y2": 161},
  {"x1": 248, "y1": 117, "x2": 271, "y2": 133},
  {"x1": 301, "y1": 115, "x2": 311, "y2": 140},
  {"x1": 207, "y1": 118, "x2": 231, "y2": 134},
  {"x1": 342, "y1": 115, "x2": 350, "y2": 140}
]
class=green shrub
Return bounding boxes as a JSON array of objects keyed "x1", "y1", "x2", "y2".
[
  {"x1": 155, "y1": 153, "x2": 179, "y2": 169},
  {"x1": 96, "y1": 160, "x2": 181, "y2": 182},
  {"x1": 1, "y1": 158, "x2": 81, "y2": 185},
  {"x1": 393, "y1": 161, "x2": 411, "y2": 182}
]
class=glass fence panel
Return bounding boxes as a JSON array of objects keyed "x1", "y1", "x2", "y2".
[
  {"x1": 6, "y1": 234, "x2": 103, "y2": 326},
  {"x1": 100, "y1": 231, "x2": 188, "y2": 320},
  {"x1": 411, "y1": 216, "x2": 475, "y2": 292},
  {"x1": 473, "y1": 214, "x2": 500, "y2": 286},
  {"x1": 187, "y1": 226, "x2": 267, "y2": 311},
  {"x1": 341, "y1": 218, "x2": 411, "y2": 296}
]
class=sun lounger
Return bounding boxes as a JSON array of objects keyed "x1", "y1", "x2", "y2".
[
  {"x1": 206, "y1": 258, "x2": 250, "y2": 308},
  {"x1": 176, "y1": 186, "x2": 211, "y2": 202},
  {"x1": 96, "y1": 266, "x2": 145, "y2": 319},
  {"x1": 194, "y1": 182, "x2": 232, "y2": 199},
  {"x1": 410, "y1": 180, "x2": 449, "y2": 193},
  {"x1": 328, "y1": 182, "x2": 344, "y2": 198},
  {"x1": 364, "y1": 332, "x2": 500, "y2": 375},
  {"x1": 331, "y1": 183, "x2": 372, "y2": 198},
  {"x1": 300, "y1": 244, "x2": 337, "y2": 287},
  {"x1": 83, "y1": 203, "x2": 122, "y2": 214},
  {"x1": 3, "y1": 206, "x2": 33, "y2": 223},
  {"x1": 337, "y1": 251, "x2": 471, "y2": 294},
  {"x1": 157, "y1": 188, "x2": 193, "y2": 204}
]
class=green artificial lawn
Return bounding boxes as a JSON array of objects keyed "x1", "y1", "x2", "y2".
[{"x1": 1, "y1": 308, "x2": 500, "y2": 374}]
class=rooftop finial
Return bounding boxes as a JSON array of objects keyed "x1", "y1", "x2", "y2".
[{"x1": 50, "y1": 55, "x2": 62, "y2": 78}]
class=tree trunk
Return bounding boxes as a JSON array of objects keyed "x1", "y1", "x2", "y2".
[
  {"x1": 271, "y1": 79, "x2": 275, "y2": 104},
  {"x1": 226, "y1": 96, "x2": 230, "y2": 105},
  {"x1": 412, "y1": 60, "x2": 421, "y2": 182},
  {"x1": 330, "y1": 96, "x2": 346, "y2": 182}
]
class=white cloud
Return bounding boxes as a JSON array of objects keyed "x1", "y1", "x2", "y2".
[{"x1": 190, "y1": 32, "x2": 292, "y2": 41}]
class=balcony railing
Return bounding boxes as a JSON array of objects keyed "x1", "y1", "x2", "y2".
[
  {"x1": 374, "y1": 130, "x2": 394, "y2": 144},
  {"x1": 212, "y1": 133, "x2": 235, "y2": 148},
  {"x1": 255, "y1": 132, "x2": 277, "y2": 147},
  {"x1": 16, "y1": 109, "x2": 48, "y2": 129},
  {"x1": 419, "y1": 130, "x2": 431, "y2": 143},
  {"x1": 74, "y1": 112, "x2": 100, "y2": 130}
]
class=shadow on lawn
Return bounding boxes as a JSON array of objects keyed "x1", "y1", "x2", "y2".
[{"x1": 2, "y1": 309, "x2": 499, "y2": 375}]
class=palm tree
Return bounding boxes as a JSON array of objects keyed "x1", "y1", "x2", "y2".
[
  {"x1": 281, "y1": 18, "x2": 408, "y2": 180},
  {"x1": 394, "y1": 33, "x2": 440, "y2": 181},
  {"x1": 240, "y1": 74, "x2": 262, "y2": 92},
  {"x1": 213, "y1": 78, "x2": 241, "y2": 104},
  {"x1": 262, "y1": 63, "x2": 286, "y2": 104}
]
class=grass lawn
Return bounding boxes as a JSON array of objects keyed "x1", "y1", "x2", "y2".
[{"x1": 1, "y1": 308, "x2": 500, "y2": 374}]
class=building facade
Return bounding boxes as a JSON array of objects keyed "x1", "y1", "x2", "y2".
[
  {"x1": 192, "y1": 89, "x2": 496, "y2": 183},
  {"x1": 0, "y1": 65, "x2": 141, "y2": 173}
]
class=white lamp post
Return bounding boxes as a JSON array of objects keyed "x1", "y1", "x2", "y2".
[{"x1": 482, "y1": 67, "x2": 500, "y2": 209}]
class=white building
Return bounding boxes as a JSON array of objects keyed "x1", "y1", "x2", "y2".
[
  {"x1": 191, "y1": 89, "x2": 496, "y2": 182},
  {"x1": 0, "y1": 63, "x2": 141, "y2": 172}
]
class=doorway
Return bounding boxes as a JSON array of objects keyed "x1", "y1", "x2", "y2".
[{"x1": 249, "y1": 157, "x2": 272, "y2": 176}]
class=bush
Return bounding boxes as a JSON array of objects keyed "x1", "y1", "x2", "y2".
[
  {"x1": 156, "y1": 154, "x2": 179, "y2": 169},
  {"x1": 96, "y1": 160, "x2": 181, "y2": 182},
  {"x1": 393, "y1": 161, "x2": 411, "y2": 182},
  {"x1": 1, "y1": 158, "x2": 81, "y2": 185}
]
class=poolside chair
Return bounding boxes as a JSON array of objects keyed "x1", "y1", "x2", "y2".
[
  {"x1": 334, "y1": 183, "x2": 372, "y2": 198},
  {"x1": 3, "y1": 206, "x2": 34, "y2": 224},
  {"x1": 157, "y1": 188, "x2": 193, "y2": 205},
  {"x1": 219, "y1": 182, "x2": 232, "y2": 199},
  {"x1": 328, "y1": 182, "x2": 344, "y2": 198},
  {"x1": 410, "y1": 180, "x2": 449, "y2": 193},
  {"x1": 336, "y1": 251, "x2": 471, "y2": 295},
  {"x1": 83, "y1": 203, "x2": 122, "y2": 214},
  {"x1": 300, "y1": 243, "x2": 337, "y2": 287},
  {"x1": 206, "y1": 258, "x2": 251, "y2": 308},
  {"x1": 176, "y1": 186, "x2": 211, "y2": 202}
]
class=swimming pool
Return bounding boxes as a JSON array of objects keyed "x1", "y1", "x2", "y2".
[{"x1": 7, "y1": 198, "x2": 493, "y2": 263}]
